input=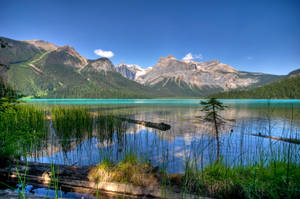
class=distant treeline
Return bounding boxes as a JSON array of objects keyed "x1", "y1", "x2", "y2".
[
  {"x1": 0, "y1": 78, "x2": 18, "y2": 98},
  {"x1": 209, "y1": 76, "x2": 300, "y2": 99}
]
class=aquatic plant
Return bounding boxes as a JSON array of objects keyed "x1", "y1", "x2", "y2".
[
  {"x1": 51, "y1": 106, "x2": 93, "y2": 151},
  {"x1": 88, "y1": 152, "x2": 161, "y2": 186},
  {"x1": 0, "y1": 104, "x2": 47, "y2": 164}
]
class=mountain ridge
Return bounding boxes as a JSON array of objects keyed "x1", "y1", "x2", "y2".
[
  {"x1": 117, "y1": 56, "x2": 283, "y2": 97},
  {"x1": 208, "y1": 75, "x2": 300, "y2": 99},
  {"x1": 0, "y1": 36, "x2": 291, "y2": 98}
]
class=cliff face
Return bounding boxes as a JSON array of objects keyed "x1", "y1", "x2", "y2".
[
  {"x1": 116, "y1": 63, "x2": 149, "y2": 80},
  {"x1": 135, "y1": 56, "x2": 272, "y2": 91},
  {"x1": 85, "y1": 58, "x2": 115, "y2": 72},
  {"x1": 114, "y1": 56, "x2": 282, "y2": 97},
  {"x1": 46, "y1": 46, "x2": 88, "y2": 69}
]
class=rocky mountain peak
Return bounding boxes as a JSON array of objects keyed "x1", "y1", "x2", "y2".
[
  {"x1": 206, "y1": 60, "x2": 221, "y2": 65},
  {"x1": 45, "y1": 45, "x2": 88, "y2": 69},
  {"x1": 158, "y1": 55, "x2": 177, "y2": 64},
  {"x1": 116, "y1": 63, "x2": 146, "y2": 80},
  {"x1": 133, "y1": 57, "x2": 255, "y2": 91},
  {"x1": 88, "y1": 57, "x2": 115, "y2": 72},
  {"x1": 23, "y1": 40, "x2": 58, "y2": 51},
  {"x1": 58, "y1": 45, "x2": 75, "y2": 53},
  {"x1": 56, "y1": 46, "x2": 88, "y2": 68},
  {"x1": 288, "y1": 68, "x2": 300, "y2": 78},
  {"x1": 199, "y1": 60, "x2": 237, "y2": 73}
]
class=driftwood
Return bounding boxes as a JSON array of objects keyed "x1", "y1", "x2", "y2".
[
  {"x1": 0, "y1": 161, "x2": 207, "y2": 199},
  {"x1": 251, "y1": 133, "x2": 300, "y2": 144},
  {"x1": 119, "y1": 118, "x2": 171, "y2": 131}
]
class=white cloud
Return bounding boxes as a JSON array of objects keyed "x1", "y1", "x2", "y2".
[
  {"x1": 247, "y1": 56, "x2": 253, "y2": 60},
  {"x1": 182, "y1": 53, "x2": 193, "y2": 61},
  {"x1": 94, "y1": 49, "x2": 114, "y2": 58},
  {"x1": 182, "y1": 53, "x2": 203, "y2": 61}
]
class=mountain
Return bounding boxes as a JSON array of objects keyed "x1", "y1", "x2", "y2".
[
  {"x1": 116, "y1": 62, "x2": 150, "y2": 80},
  {"x1": 0, "y1": 37, "x2": 160, "y2": 98},
  {"x1": 117, "y1": 56, "x2": 282, "y2": 97},
  {"x1": 208, "y1": 72, "x2": 300, "y2": 99},
  {"x1": 288, "y1": 68, "x2": 300, "y2": 78},
  {"x1": 23, "y1": 40, "x2": 58, "y2": 51},
  {"x1": 0, "y1": 77, "x2": 17, "y2": 98},
  {"x1": 0, "y1": 36, "x2": 287, "y2": 98},
  {"x1": 84, "y1": 57, "x2": 115, "y2": 72}
]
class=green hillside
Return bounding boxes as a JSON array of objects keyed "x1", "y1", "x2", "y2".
[
  {"x1": 209, "y1": 76, "x2": 300, "y2": 99},
  {"x1": 1, "y1": 36, "x2": 297, "y2": 99},
  {"x1": 0, "y1": 37, "x2": 44, "y2": 66},
  {"x1": 0, "y1": 37, "x2": 160, "y2": 98},
  {"x1": 0, "y1": 77, "x2": 17, "y2": 98}
]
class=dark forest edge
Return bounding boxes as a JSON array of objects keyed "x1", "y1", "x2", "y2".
[{"x1": 209, "y1": 76, "x2": 300, "y2": 99}]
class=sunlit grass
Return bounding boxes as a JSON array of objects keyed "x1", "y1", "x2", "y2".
[{"x1": 88, "y1": 152, "x2": 161, "y2": 186}]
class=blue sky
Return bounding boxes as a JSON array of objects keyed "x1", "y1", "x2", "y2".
[{"x1": 1, "y1": 0, "x2": 300, "y2": 75}]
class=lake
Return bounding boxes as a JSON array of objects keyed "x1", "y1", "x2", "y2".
[{"x1": 22, "y1": 99, "x2": 300, "y2": 174}]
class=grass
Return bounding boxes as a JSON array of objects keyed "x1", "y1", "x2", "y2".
[
  {"x1": 88, "y1": 152, "x2": 161, "y2": 186},
  {"x1": 51, "y1": 106, "x2": 93, "y2": 150},
  {"x1": 0, "y1": 104, "x2": 47, "y2": 165},
  {"x1": 88, "y1": 152, "x2": 300, "y2": 198},
  {"x1": 174, "y1": 160, "x2": 300, "y2": 198},
  {"x1": 1, "y1": 102, "x2": 299, "y2": 198}
]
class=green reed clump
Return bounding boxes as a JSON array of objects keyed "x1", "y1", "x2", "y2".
[
  {"x1": 178, "y1": 159, "x2": 300, "y2": 199},
  {"x1": 180, "y1": 159, "x2": 204, "y2": 196},
  {"x1": 51, "y1": 106, "x2": 93, "y2": 145},
  {"x1": 95, "y1": 113, "x2": 126, "y2": 143},
  {"x1": 0, "y1": 104, "x2": 47, "y2": 164},
  {"x1": 88, "y1": 152, "x2": 161, "y2": 186}
]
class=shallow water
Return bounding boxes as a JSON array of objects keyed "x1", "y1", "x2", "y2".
[{"x1": 23, "y1": 99, "x2": 300, "y2": 174}]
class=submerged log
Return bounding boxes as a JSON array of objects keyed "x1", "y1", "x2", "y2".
[
  {"x1": 0, "y1": 161, "x2": 207, "y2": 199},
  {"x1": 119, "y1": 118, "x2": 171, "y2": 131},
  {"x1": 251, "y1": 133, "x2": 300, "y2": 144}
]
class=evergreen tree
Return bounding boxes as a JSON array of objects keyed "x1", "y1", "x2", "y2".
[{"x1": 200, "y1": 98, "x2": 227, "y2": 163}]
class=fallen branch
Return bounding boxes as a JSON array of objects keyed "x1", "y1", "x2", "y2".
[
  {"x1": 119, "y1": 117, "x2": 171, "y2": 131},
  {"x1": 251, "y1": 133, "x2": 300, "y2": 144}
]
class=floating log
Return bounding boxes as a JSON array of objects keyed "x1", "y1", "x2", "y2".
[
  {"x1": 251, "y1": 134, "x2": 300, "y2": 144},
  {"x1": 119, "y1": 118, "x2": 171, "y2": 131},
  {"x1": 0, "y1": 161, "x2": 207, "y2": 199}
]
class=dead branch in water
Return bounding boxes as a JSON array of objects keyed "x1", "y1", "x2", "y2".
[
  {"x1": 119, "y1": 117, "x2": 171, "y2": 131},
  {"x1": 251, "y1": 133, "x2": 300, "y2": 144}
]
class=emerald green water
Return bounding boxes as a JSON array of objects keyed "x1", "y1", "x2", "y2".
[
  {"x1": 22, "y1": 98, "x2": 300, "y2": 106},
  {"x1": 23, "y1": 99, "x2": 300, "y2": 174}
]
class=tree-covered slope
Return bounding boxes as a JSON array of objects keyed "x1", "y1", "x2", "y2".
[
  {"x1": 1, "y1": 36, "x2": 295, "y2": 99},
  {"x1": 0, "y1": 37, "x2": 162, "y2": 98},
  {"x1": 0, "y1": 37, "x2": 45, "y2": 66},
  {"x1": 209, "y1": 76, "x2": 300, "y2": 99}
]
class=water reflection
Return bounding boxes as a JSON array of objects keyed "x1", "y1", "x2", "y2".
[{"x1": 26, "y1": 101, "x2": 300, "y2": 173}]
